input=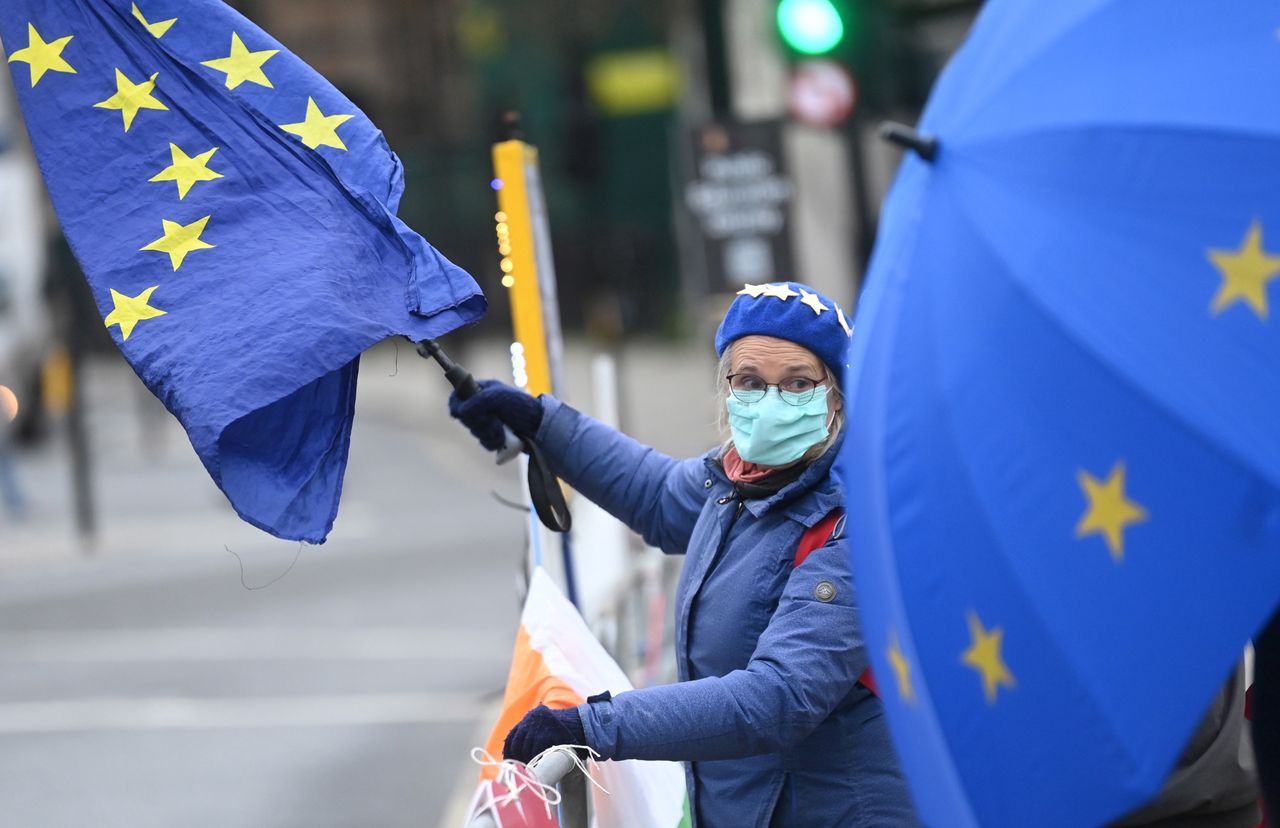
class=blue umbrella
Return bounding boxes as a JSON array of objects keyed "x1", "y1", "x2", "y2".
[{"x1": 840, "y1": 1, "x2": 1280, "y2": 825}]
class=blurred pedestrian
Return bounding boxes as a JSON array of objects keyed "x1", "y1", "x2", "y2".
[
  {"x1": 449, "y1": 281, "x2": 917, "y2": 827},
  {"x1": 0, "y1": 389, "x2": 25, "y2": 520}
]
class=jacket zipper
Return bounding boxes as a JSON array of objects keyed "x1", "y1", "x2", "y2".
[{"x1": 706, "y1": 491, "x2": 747, "y2": 578}]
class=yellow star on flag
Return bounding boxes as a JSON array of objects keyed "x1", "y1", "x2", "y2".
[
  {"x1": 887, "y1": 630, "x2": 915, "y2": 705},
  {"x1": 799, "y1": 289, "x2": 828, "y2": 315},
  {"x1": 762, "y1": 283, "x2": 799, "y2": 301},
  {"x1": 104, "y1": 286, "x2": 166, "y2": 341},
  {"x1": 201, "y1": 33, "x2": 278, "y2": 90},
  {"x1": 280, "y1": 97, "x2": 354, "y2": 151},
  {"x1": 141, "y1": 216, "x2": 215, "y2": 270},
  {"x1": 1208, "y1": 220, "x2": 1280, "y2": 320},
  {"x1": 7, "y1": 23, "x2": 77, "y2": 88},
  {"x1": 1076, "y1": 461, "x2": 1148, "y2": 563},
  {"x1": 737, "y1": 283, "x2": 769, "y2": 298},
  {"x1": 149, "y1": 144, "x2": 224, "y2": 200},
  {"x1": 960, "y1": 610, "x2": 1015, "y2": 704},
  {"x1": 94, "y1": 69, "x2": 168, "y2": 132},
  {"x1": 131, "y1": 3, "x2": 177, "y2": 38}
]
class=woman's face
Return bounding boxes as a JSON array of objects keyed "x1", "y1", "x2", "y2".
[{"x1": 729, "y1": 335, "x2": 843, "y2": 413}]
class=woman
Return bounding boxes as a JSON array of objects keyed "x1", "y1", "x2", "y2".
[{"x1": 449, "y1": 281, "x2": 918, "y2": 827}]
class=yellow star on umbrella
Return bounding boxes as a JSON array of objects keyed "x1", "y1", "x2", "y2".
[
  {"x1": 7, "y1": 23, "x2": 77, "y2": 88},
  {"x1": 103, "y1": 286, "x2": 166, "y2": 341},
  {"x1": 762, "y1": 283, "x2": 799, "y2": 300},
  {"x1": 1208, "y1": 220, "x2": 1280, "y2": 320},
  {"x1": 280, "y1": 97, "x2": 354, "y2": 151},
  {"x1": 131, "y1": 3, "x2": 177, "y2": 38},
  {"x1": 201, "y1": 33, "x2": 278, "y2": 90},
  {"x1": 887, "y1": 630, "x2": 915, "y2": 705},
  {"x1": 960, "y1": 610, "x2": 1015, "y2": 704},
  {"x1": 1076, "y1": 460, "x2": 1148, "y2": 563},
  {"x1": 94, "y1": 69, "x2": 168, "y2": 132},
  {"x1": 149, "y1": 144, "x2": 224, "y2": 200},
  {"x1": 799, "y1": 289, "x2": 828, "y2": 315},
  {"x1": 141, "y1": 216, "x2": 215, "y2": 270},
  {"x1": 737, "y1": 283, "x2": 769, "y2": 298}
]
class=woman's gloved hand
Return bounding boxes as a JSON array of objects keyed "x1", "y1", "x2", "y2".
[
  {"x1": 502, "y1": 704, "x2": 586, "y2": 764},
  {"x1": 447, "y1": 380, "x2": 543, "y2": 453}
]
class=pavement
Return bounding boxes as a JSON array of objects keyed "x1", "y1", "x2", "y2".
[{"x1": 0, "y1": 336, "x2": 717, "y2": 828}]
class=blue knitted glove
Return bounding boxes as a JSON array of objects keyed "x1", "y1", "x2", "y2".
[
  {"x1": 447, "y1": 380, "x2": 544, "y2": 453},
  {"x1": 502, "y1": 704, "x2": 586, "y2": 764}
]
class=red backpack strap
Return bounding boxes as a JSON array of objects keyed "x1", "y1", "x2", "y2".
[
  {"x1": 794, "y1": 509, "x2": 845, "y2": 567},
  {"x1": 794, "y1": 509, "x2": 879, "y2": 696}
]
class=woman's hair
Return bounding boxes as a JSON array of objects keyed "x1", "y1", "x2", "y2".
[{"x1": 715, "y1": 342, "x2": 845, "y2": 460}]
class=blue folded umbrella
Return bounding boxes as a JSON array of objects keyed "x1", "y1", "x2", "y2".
[{"x1": 841, "y1": 1, "x2": 1280, "y2": 824}]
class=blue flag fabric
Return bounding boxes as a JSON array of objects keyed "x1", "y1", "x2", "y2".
[
  {"x1": 0, "y1": 1, "x2": 485, "y2": 542},
  {"x1": 840, "y1": 1, "x2": 1280, "y2": 824}
]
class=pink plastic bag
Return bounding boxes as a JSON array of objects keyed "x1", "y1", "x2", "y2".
[{"x1": 464, "y1": 761, "x2": 559, "y2": 828}]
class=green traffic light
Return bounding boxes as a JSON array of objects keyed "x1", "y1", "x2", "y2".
[{"x1": 776, "y1": 0, "x2": 845, "y2": 55}]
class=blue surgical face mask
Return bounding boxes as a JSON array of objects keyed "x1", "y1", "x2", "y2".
[{"x1": 726, "y1": 385, "x2": 831, "y2": 467}]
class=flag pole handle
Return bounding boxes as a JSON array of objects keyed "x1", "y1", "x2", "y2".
[
  {"x1": 414, "y1": 337, "x2": 570, "y2": 532},
  {"x1": 415, "y1": 338, "x2": 572, "y2": 533},
  {"x1": 416, "y1": 338, "x2": 522, "y2": 464}
]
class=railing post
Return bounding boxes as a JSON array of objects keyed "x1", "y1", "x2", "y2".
[
  {"x1": 529, "y1": 748, "x2": 590, "y2": 828},
  {"x1": 554, "y1": 763, "x2": 590, "y2": 828},
  {"x1": 466, "y1": 747, "x2": 592, "y2": 828}
]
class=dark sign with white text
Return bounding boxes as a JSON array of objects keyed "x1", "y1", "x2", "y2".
[{"x1": 683, "y1": 121, "x2": 795, "y2": 293}]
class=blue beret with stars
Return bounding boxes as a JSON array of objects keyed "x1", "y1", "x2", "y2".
[{"x1": 715, "y1": 281, "x2": 854, "y2": 378}]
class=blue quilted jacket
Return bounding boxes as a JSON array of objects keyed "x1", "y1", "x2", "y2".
[{"x1": 535, "y1": 397, "x2": 918, "y2": 828}]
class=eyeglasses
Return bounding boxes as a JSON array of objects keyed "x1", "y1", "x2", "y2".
[{"x1": 726, "y1": 373, "x2": 827, "y2": 406}]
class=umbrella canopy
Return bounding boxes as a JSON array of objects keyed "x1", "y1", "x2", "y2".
[{"x1": 841, "y1": 1, "x2": 1280, "y2": 825}]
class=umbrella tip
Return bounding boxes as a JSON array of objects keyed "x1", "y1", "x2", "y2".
[{"x1": 879, "y1": 122, "x2": 939, "y2": 162}]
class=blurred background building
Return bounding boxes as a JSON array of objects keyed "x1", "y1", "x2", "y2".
[{"x1": 223, "y1": 0, "x2": 980, "y2": 337}]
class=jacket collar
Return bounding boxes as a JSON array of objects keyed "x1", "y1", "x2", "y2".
[{"x1": 703, "y1": 433, "x2": 844, "y2": 527}]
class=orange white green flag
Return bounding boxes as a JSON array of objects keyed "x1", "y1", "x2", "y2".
[{"x1": 475, "y1": 567, "x2": 689, "y2": 827}]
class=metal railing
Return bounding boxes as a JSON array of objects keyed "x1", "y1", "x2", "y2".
[{"x1": 467, "y1": 747, "x2": 590, "y2": 828}]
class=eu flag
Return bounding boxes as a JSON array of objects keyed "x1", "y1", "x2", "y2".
[{"x1": 0, "y1": 1, "x2": 486, "y2": 542}]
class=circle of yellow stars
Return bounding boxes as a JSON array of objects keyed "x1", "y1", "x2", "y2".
[{"x1": 8, "y1": 7, "x2": 361, "y2": 343}]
